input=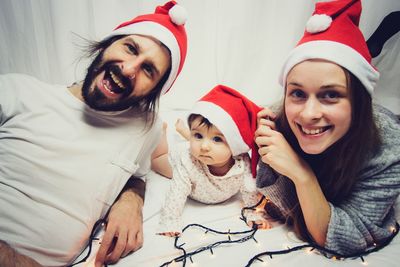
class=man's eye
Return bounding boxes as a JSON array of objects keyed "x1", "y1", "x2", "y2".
[
  {"x1": 126, "y1": 44, "x2": 138, "y2": 55},
  {"x1": 142, "y1": 64, "x2": 154, "y2": 78}
]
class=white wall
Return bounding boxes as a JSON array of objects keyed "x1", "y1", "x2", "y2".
[{"x1": 1, "y1": 0, "x2": 399, "y2": 113}]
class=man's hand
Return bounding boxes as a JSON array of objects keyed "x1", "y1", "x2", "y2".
[
  {"x1": 94, "y1": 179, "x2": 145, "y2": 267},
  {"x1": 0, "y1": 240, "x2": 43, "y2": 267}
]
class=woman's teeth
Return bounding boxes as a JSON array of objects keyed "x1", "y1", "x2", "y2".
[{"x1": 301, "y1": 126, "x2": 325, "y2": 135}]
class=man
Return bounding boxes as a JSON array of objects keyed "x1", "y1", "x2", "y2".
[{"x1": 0, "y1": 1, "x2": 187, "y2": 266}]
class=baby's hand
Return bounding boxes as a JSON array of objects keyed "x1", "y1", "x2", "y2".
[
  {"x1": 175, "y1": 118, "x2": 185, "y2": 132},
  {"x1": 156, "y1": 232, "x2": 181, "y2": 237}
]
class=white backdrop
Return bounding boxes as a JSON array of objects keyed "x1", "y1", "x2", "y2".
[{"x1": 0, "y1": 0, "x2": 399, "y2": 113}]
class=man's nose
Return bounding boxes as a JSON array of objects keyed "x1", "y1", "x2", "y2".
[{"x1": 120, "y1": 58, "x2": 141, "y2": 79}]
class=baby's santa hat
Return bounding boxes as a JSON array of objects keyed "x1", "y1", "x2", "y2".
[
  {"x1": 279, "y1": 0, "x2": 379, "y2": 95},
  {"x1": 191, "y1": 85, "x2": 262, "y2": 179},
  {"x1": 104, "y1": 1, "x2": 187, "y2": 95}
]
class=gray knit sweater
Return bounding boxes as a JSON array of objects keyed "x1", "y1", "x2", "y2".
[{"x1": 256, "y1": 105, "x2": 400, "y2": 255}]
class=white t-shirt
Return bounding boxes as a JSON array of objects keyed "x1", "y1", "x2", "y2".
[{"x1": 0, "y1": 73, "x2": 162, "y2": 266}]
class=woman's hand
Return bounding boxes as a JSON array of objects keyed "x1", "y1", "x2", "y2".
[
  {"x1": 255, "y1": 123, "x2": 312, "y2": 184},
  {"x1": 257, "y1": 108, "x2": 277, "y2": 130}
]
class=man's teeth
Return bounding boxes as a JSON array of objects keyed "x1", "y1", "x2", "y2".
[
  {"x1": 301, "y1": 126, "x2": 325, "y2": 135},
  {"x1": 103, "y1": 82, "x2": 112, "y2": 92},
  {"x1": 110, "y1": 71, "x2": 125, "y2": 89}
]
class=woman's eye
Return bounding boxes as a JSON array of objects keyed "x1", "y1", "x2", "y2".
[
  {"x1": 320, "y1": 91, "x2": 341, "y2": 102},
  {"x1": 322, "y1": 91, "x2": 339, "y2": 99},
  {"x1": 213, "y1": 136, "x2": 223, "y2": 143},
  {"x1": 291, "y1": 89, "x2": 305, "y2": 99}
]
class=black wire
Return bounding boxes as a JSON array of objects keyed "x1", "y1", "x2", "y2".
[
  {"x1": 159, "y1": 227, "x2": 258, "y2": 267},
  {"x1": 67, "y1": 218, "x2": 108, "y2": 267},
  {"x1": 159, "y1": 194, "x2": 400, "y2": 267},
  {"x1": 159, "y1": 196, "x2": 266, "y2": 267},
  {"x1": 245, "y1": 222, "x2": 400, "y2": 267}
]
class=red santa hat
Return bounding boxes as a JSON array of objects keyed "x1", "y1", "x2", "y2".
[
  {"x1": 190, "y1": 85, "x2": 262, "y2": 179},
  {"x1": 279, "y1": 0, "x2": 379, "y2": 95},
  {"x1": 105, "y1": 1, "x2": 187, "y2": 95}
]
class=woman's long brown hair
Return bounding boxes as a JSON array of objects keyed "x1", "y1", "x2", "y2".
[{"x1": 275, "y1": 69, "x2": 381, "y2": 242}]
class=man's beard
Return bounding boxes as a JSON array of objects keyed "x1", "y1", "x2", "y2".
[{"x1": 81, "y1": 53, "x2": 146, "y2": 112}]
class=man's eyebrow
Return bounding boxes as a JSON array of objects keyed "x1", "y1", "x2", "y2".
[{"x1": 126, "y1": 37, "x2": 162, "y2": 78}]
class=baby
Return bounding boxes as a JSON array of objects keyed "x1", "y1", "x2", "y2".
[{"x1": 157, "y1": 85, "x2": 268, "y2": 236}]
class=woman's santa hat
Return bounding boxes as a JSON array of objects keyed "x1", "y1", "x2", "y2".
[
  {"x1": 279, "y1": 0, "x2": 379, "y2": 95},
  {"x1": 105, "y1": 1, "x2": 187, "y2": 95},
  {"x1": 190, "y1": 85, "x2": 262, "y2": 180}
]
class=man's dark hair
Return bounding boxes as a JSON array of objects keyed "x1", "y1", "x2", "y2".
[{"x1": 84, "y1": 35, "x2": 171, "y2": 128}]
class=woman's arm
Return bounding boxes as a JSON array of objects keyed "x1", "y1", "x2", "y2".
[{"x1": 255, "y1": 117, "x2": 330, "y2": 246}]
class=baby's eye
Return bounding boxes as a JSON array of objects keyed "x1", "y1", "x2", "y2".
[
  {"x1": 193, "y1": 133, "x2": 203, "y2": 139},
  {"x1": 213, "y1": 136, "x2": 223, "y2": 143}
]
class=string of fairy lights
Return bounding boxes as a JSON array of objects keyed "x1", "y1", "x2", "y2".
[
  {"x1": 159, "y1": 195, "x2": 400, "y2": 267},
  {"x1": 69, "y1": 196, "x2": 399, "y2": 266}
]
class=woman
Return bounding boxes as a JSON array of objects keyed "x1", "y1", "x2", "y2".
[{"x1": 255, "y1": 0, "x2": 400, "y2": 256}]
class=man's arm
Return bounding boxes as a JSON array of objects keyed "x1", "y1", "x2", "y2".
[
  {"x1": 0, "y1": 240, "x2": 43, "y2": 267},
  {"x1": 94, "y1": 177, "x2": 145, "y2": 267}
]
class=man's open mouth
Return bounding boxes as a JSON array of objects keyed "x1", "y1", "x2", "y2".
[{"x1": 102, "y1": 68, "x2": 129, "y2": 95}]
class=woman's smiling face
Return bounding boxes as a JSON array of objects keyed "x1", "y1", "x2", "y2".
[{"x1": 284, "y1": 59, "x2": 352, "y2": 154}]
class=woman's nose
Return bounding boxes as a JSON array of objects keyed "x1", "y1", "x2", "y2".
[{"x1": 300, "y1": 97, "x2": 323, "y2": 121}]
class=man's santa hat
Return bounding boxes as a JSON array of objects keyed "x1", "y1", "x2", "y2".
[
  {"x1": 190, "y1": 85, "x2": 262, "y2": 182},
  {"x1": 279, "y1": 0, "x2": 379, "y2": 95},
  {"x1": 105, "y1": 1, "x2": 187, "y2": 95}
]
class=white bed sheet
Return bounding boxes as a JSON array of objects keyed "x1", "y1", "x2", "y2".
[
  {"x1": 74, "y1": 109, "x2": 400, "y2": 267},
  {"x1": 76, "y1": 171, "x2": 400, "y2": 267}
]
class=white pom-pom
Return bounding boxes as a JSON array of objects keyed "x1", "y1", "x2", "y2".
[
  {"x1": 306, "y1": 14, "x2": 332, "y2": 33},
  {"x1": 169, "y1": 4, "x2": 187, "y2": 25}
]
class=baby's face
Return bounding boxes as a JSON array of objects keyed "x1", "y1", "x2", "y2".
[{"x1": 189, "y1": 117, "x2": 233, "y2": 170}]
